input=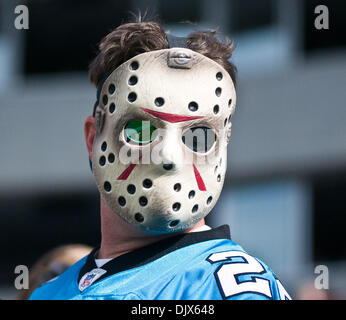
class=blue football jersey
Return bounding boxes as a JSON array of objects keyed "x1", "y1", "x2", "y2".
[{"x1": 29, "y1": 225, "x2": 291, "y2": 300}]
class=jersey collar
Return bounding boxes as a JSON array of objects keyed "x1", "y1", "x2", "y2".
[{"x1": 78, "y1": 225, "x2": 231, "y2": 290}]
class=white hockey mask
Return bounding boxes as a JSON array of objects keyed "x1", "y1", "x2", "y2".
[{"x1": 92, "y1": 48, "x2": 236, "y2": 234}]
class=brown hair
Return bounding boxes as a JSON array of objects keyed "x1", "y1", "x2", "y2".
[{"x1": 89, "y1": 21, "x2": 237, "y2": 87}]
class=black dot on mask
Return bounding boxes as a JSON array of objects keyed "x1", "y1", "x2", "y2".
[
  {"x1": 127, "y1": 184, "x2": 136, "y2": 194},
  {"x1": 109, "y1": 103, "x2": 115, "y2": 114},
  {"x1": 155, "y1": 97, "x2": 164, "y2": 107},
  {"x1": 128, "y1": 76, "x2": 138, "y2": 86},
  {"x1": 224, "y1": 118, "x2": 228, "y2": 127},
  {"x1": 213, "y1": 105, "x2": 219, "y2": 114},
  {"x1": 215, "y1": 87, "x2": 222, "y2": 97},
  {"x1": 207, "y1": 196, "x2": 213, "y2": 205},
  {"x1": 108, "y1": 153, "x2": 115, "y2": 163},
  {"x1": 143, "y1": 179, "x2": 153, "y2": 189},
  {"x1": 172, "y1": 202, "x2": 181, "y2": 211},
  {"x1": 118, "y1": 196, "x2": 126, "y2": 206},
  {"x1": 228, "y1": 99, "x2": 233, "y2": 107},
  {"x1": 104, "y1": 181, "x2": 111, "y2": 192},
  {"x1": 128, "y1": 92, "x2": 137, "y2": 103},
  {"x1": 108, "y1": 84, "x2": 115, "y2": 95},
  {"x1": 130, "y1": 61, "x2": 139, "y2": 70},
  {"x1": 135, "y1": 212, "x2": 144, "y2": 223},
  {"x1": 216, "y1": 72, "x2": 223, "y2": 81},
  {"x1": 188, "y1": 101, "x2": 198, "y2": 112},
  {"x1": 101, "y1": 141, "x2": 107, "y2": 152},
  {"x1": 169, "y1": 220, "x2": 180, "y2": 228},
  {"x1": 99, "y1": 156, "x2": 106, "y2": 166},
  {"x1": 217, "y1": 174, "x2": 221, "y2": 182},
  {"x1": 188, "y1": 190, "x2": 195, "y2": 199},
  {"x1": 192, "y1": 204, "x2": 199, "y2": 213},
  {"x1": 102, "y1": 95, "x2": 108, "y2": 106},
  {"x1": 139, "y1": 196, "x2": 148, "y2": 207},
  {"x1": 163, "y1": 163, "x2": 174, "y2": 171},
  {"x1": 174, "y1": 183, "x2": 181, "y2": 192}
]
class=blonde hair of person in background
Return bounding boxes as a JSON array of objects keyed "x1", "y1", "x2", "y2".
[{"x1": 17, "y1": 244, "x2": 92, "y2": 300}]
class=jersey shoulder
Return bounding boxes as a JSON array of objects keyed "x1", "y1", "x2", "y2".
[
  {"x1": 171, "y1": 239, "x2": 291, "y2": 300},
  {"x1": 29, "y1": 257, "x2": 85, "y2": 300}
]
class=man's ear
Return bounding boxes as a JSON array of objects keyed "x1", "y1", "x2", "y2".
[{"x1": 84, "y1": 116, "x2": 96, "y2": 159}]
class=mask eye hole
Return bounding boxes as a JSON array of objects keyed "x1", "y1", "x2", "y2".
[
  {"x1": 124, "y1": 120, "x2": 158, "y2": 145},
  {"x1": 182, "y1": 126, "x2": 217, "y2": 153}
]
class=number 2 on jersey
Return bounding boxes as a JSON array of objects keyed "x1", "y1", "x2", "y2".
[{"x1": 207, "y1": 251, "x2": 272, "y2": 299}]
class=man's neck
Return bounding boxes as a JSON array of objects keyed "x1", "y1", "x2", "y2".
[{"x1": 97, "y1": 197, "x2": 206, "y2": 260}]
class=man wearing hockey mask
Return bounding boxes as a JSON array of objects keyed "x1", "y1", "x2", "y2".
[{"x1": 30, "y1": 20, "x2": 291, "y2": 300}]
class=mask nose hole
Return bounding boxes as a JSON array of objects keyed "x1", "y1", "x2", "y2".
[{"x1": 163, "y1": 163, "x2": 174, "y2": 171}]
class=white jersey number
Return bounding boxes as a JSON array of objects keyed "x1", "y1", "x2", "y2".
[
  {"x1": 207, "y1": 251, "x2": 272, "y2": 299},
  {"x1": 276, "y1": 279, "x2": 292, "y2": 300}
]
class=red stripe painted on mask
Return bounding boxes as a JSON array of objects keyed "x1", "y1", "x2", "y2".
[
  {"x1": 117, "y1": 155, "x2": 142, "y2": 181},
  {"x1": 117, "y1": 163, "x2": 137, "y2": 180},
  {"x1": 141, "y1": 108, "x2": 203, "y2": 123},
  {"x1": 193, "y1": 164, "x2": 207, "y2": 191}
]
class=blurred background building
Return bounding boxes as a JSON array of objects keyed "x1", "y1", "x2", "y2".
[{"x1": 0, "y1": 0, "x2": 345, "y2": 299}]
